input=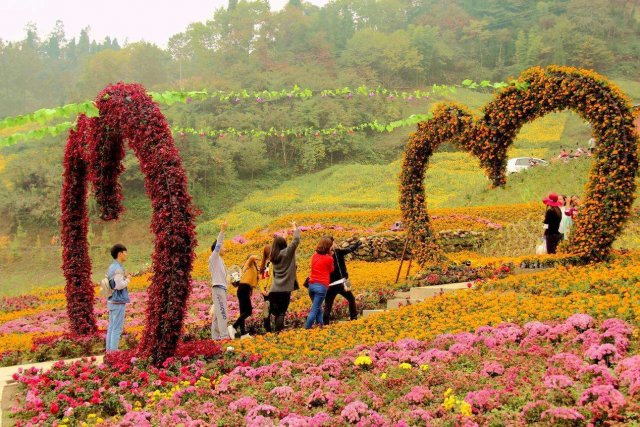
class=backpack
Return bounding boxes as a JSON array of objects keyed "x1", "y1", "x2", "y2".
[{"x1": 100, "y1": 275, "x2": 114, "y2": 298}]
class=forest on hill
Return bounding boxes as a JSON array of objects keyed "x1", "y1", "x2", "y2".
[{"x1": 1, "y1": 0, "x2": 640, "y2": 232}]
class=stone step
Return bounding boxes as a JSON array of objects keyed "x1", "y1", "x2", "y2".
[
  {"x1": 386, "y1": 298, "x2": 422, "y2": 309},
  {"x1": 394, "y1": 291, "x2": 411, "y2": 299},
  {"x1": 362, "y1": 309, "x2": 386, "y2": 317},
  {"x1": 409, "y1": 282, "x2": 473, "y2": 300}
]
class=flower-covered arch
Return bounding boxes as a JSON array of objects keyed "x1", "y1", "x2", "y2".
[
  {"x1": 61, "y1": 83, "x2": 197, "y2": 363},
  {"x1": 400, "y1": 66, "x2": 639, "y2": 265}
]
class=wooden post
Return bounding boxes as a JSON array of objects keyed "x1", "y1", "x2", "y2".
[
  {"x1": 395, "y1": 236, "x2": 410, "y2": 284},
  {"x1": 405, "y1": 257, "x2": 413, "y2": 280}
]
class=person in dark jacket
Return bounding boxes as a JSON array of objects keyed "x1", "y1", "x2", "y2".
[
  {"x1": 323, "y1": 237, "x2": 363, "y2": 324},
  {"x1": 543, "y1": 193, "x2": 563, "y2": 254}
]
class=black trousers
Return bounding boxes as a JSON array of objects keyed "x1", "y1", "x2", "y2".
[
  {"x1": 265, "y1": 291, "x2": 291, "y2": 333},
  {"x1": 546, "y1": 233, "x2": 562, "y2": 254},
  {"x1": 233, "y1": 283, "x2": 253, "y2": 335},
  {"x1": 323, "y1": 283, "x2": 357, "y2": 324}
]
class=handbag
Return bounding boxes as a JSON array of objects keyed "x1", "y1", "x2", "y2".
[
  {"x1": 536, "y1": 237, "x2": 547, "y2": 255},
  {"x1": 302, "y1": 277, "x2": 309, "y2": 289}
]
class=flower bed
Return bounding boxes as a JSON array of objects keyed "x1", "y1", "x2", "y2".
[{"x1": 10, "y1": 316, "x2": 640, "y2": 426}]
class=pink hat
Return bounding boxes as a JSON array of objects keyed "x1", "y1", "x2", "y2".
[{"x1": 543, "y1": 193, "x2": 563, "y2": 207}]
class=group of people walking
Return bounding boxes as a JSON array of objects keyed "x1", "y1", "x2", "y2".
[
  {"x1": 542, "y1": 193, "x2": 580, "y2": 254},
  {"x1": 208, "y1": 221, "x2": 361, "y2": 340}
]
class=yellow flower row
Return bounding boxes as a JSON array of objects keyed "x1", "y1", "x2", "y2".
[{"x1": 235, "y1": 288, "x2": 638, "y2": 363}]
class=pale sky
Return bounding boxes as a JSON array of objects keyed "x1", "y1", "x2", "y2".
[{"x1": 0, "y1": 0, "x2": 329, "y2": 48}]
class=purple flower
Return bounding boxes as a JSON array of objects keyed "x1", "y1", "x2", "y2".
[
  {"x1": 584, "y1": 343, "x2": 619, "y2": 365},
  {"x1": 279, "y1": 413, "x2": 310, "y2": 426},
  {"x1": 229, "y1": 396, "x2": 258, "y2": 413},
  {"x1": 465, "y1": 388, "x2": 501, "y2": 413},
  {"x1": 540, "y1": 407, "x2": 585, "y2": 423},
  {"x1": 271, "y1": 386, "x2": 294, "y2": 399},
  {"x1": 566, "y1": 314, "x2": 595, "y2": 332},
  {"x1": 232, "y1": 235, "x2": 248, "y2": 244},
  {"x1": 580, "y1": 364, "x2": 617, "y2": 386},
  {"x1": 543, "y1": 374, "x2": 574, "y2": 390},
  {"x1": 447, "y1": 343, "x2": 471, "y2": 355},
  {"x1": 579, "y1": 384, "x2": 626, "y2": 414},
  {"x1": 524, "y1": 321, "x2": 551, "y2": 338},
  {"x1": 548, "y1": 352, "x2": 584, "y2": 376},
  {"x1": 404, "y1": 386, "x2": 434, "y2": 404},
  {"x1": 341, "y1": 400, "x2": 369, "y2": 423},
  {"x1": 481, "y1": 361, "x2": 505, "y2": 377}
]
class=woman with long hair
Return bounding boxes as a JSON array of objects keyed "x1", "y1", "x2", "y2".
[
  {"x1": 543, "y1": 193, "x2": 563, "y2": 254},
  {"x1": 230, "y1": 253, "x2": 259, "y2": 339},
  {"x1": 305, "y1": 237, "x2": 335, "y2": 329},
  {"x1": 266, "y1": 222, "x2": 300, "y2": 332}
]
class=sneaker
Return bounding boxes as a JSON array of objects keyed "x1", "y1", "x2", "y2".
[
  {"x1": 227, "y1": 325, "x2": 237, "y2": 339},
  {"x1": 240, "y1": 334, "x2": 253, "y2": 340}
]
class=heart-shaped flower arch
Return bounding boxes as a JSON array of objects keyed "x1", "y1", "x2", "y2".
[
  {"x1": 61, "y1": 83, "x2": 197, "y2": 364},
  {"x1": 400, "y1": 66, "x2": 639, "y2": 265}
]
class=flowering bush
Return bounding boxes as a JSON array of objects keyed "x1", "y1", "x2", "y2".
[{"x1": 400, "y1": 66, "x2": 638, "y2": 264}]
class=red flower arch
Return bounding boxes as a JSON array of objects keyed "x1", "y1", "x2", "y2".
[
  {"x1": 61, "y1": 83, "x2": 197, "y2": 363},
  {"x1": 400, "y1": 66, "x2": 639, "y2": 265}
]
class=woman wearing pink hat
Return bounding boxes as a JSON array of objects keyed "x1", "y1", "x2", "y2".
[{"x1": 543, "y1": 193, "x2": 563, "y2": 254}]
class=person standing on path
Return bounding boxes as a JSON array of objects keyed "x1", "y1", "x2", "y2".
[
  {"x1": 305, "y1": 237, "x2": 334, "y2": 329},
  {"x1": 106, "y1": 243, "x2": 131, "y2": 352},
  {"x1": 323, "y1": 237, "x2": 362, "y2": 324},
  {"x1": 543, "y1": 194, "x2": 563, "y2": 254},
  {"x1": 209, "y1": 221, "x2": 233, "y2": 340},
  {"x1": 267, "y1": 222, "x2": 301, "y2": 332}
]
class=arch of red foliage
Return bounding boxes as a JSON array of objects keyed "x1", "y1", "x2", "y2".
[{"x1": 61, "y1": 83, "x2": 197, "y2": 364}]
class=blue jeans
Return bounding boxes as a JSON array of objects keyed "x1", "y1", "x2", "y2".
[
  {"x1": 106, "y1": 302, "x2": 126, "y2": 351},
  {"x1": 305, "y1": 284, "x2": 327, "y2": 329}
]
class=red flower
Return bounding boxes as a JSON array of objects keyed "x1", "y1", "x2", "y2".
[{"x1": 50, "y1": 402, "x2": 59, "y2": 415}]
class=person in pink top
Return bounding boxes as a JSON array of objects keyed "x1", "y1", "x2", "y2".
[{"x1": 305, "y1": 237, "x2": 334, "y2": 329}]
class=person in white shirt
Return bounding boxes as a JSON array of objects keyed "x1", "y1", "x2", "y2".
[{"x1": 209, "y1": 221, "x2": 233, "y2": 340}]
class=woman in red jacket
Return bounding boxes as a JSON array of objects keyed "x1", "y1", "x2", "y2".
[{"x1": 305, "y1": 237, "x2": 334, "y2": 329}]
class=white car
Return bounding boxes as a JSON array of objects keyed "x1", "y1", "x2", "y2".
[{"x1": 506, "y1": 157, "x2": 548, "y2": 175}]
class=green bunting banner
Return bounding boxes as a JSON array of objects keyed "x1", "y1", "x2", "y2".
[
  {"x1": 0, "y1": 79, "x2": 517, "y2": 147},
  {"x1": 172, "y1": 113, "x2": 433, "y2": 139}
]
